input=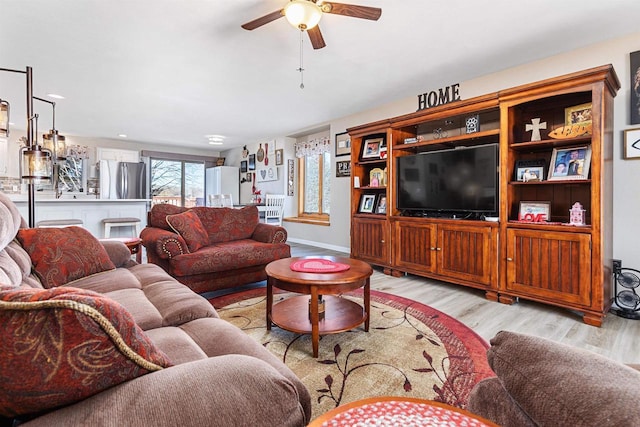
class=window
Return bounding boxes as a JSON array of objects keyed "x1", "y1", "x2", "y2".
[
  {"x1": 298, "y1": 151, "x2": 331, "y2": 220},
  {"x1": 150, "y1": 158, "x2": 205, "y2": 207}
]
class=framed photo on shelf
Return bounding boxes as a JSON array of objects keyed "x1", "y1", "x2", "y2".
[
  {"x1": 375, "y1": 195, "x2": 387, "y2": 214},
  {"x1": 516, "y1": 166, "x2": 544, "y2": 182},
  {"x1": 335, "y1": 132, "x2": 351, "y2": 157},
  {"x1": 360, "y1": 136, "x2": 384, "y2": 160},
  {"x1": 548, "y1": 146, "x2": 592, "y2": 180},
  {"x1": 623, "y1": 128, "x2": 640, "y2": 159},
  {"x1": 358, "y1": 194, "x2": 377, "y2": 213},
  {"x1": 514, "y1": 159, "x2": 546, "y2": 182},
  {"x1": 519, "y1": 201, "x2": 551, "y2": 222},
  {"x1": 240, "y1": 160, "x2": 248, "y2": 173},
  {"x1": 565, "y1": 103, "x2": 592, "y2": 126}
]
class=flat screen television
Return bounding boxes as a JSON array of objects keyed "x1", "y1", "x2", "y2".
[{"x1": 396, "y1": 144, "x2": 498, "y2": 215}]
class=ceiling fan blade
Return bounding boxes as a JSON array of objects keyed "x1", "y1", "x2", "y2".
[
  {"x1": 241, "y1": 9, "x2": 284, "y2": 30},
  {"x1": 322, "y1": 2, "x2": 382, "y2": 20},
  {"x1": 308, "y1": 26, "x2": 326, "y2": 50}
]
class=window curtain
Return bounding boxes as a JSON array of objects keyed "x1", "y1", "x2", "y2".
[{"x1": 294, "y1": 137, "x2": 330, "y2": 158}]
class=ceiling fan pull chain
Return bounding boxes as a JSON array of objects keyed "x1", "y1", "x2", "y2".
[{"x1": 297, "y1": 29, "x2": 305, "y2": 89}]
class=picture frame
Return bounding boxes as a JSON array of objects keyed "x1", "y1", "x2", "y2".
[
  {"x1": 335, "y1": 132, "x2": 351, "y2": 157},
  {"x1": 630, "y1": 50, "x2": 640, "y2": 125},
  {"x1": 548, "y1": 145, "x2": 592, "y2": 180},
  {"x1": 275, "y1": 148, "x2": 284, "y2": 166},
  {"x1": 248, "y1": 154, "x2": 256, "y2": 170},
  {"x1": 514, "y1": 158, "x2": 546, "y2": 182},
  {"x1": 240, "y1": 160, "x2": 248, "y2": 173},
  {"x1": 369, "y1": 167, "x2": 385, "y2": 187},
  {"x1": 375, "y1": 195, "x2": 387, "y2": 214},
  {"x1": 358, "y1": 194, "x2": 377, "y2": 214},
  {"x1": 336, "y1": 160, "x2": 351, "y2": 177},
  {"x1": 624, "y1": 128, "x2": 640, "y2": 159},
  {"x1": 360, "y1": 136, "x2": 384, "y2": 160},
  {"x1": 519, "y1": 201, "x2": 551, "y2": 222},
  {"x1": 516, "y1": 166, "x2": 544, "y2": 182},
  {"x1": 565, "y1": 103, "x2": 592, "y2": 126}
]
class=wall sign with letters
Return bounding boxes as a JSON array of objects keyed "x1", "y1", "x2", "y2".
[{"x1": 417, "y1": 83, "x2": 461, "y2": 110}]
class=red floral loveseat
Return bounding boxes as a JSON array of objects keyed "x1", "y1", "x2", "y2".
[{"x1": 140, "y1": 204, "x2": 290, "y2": 293}]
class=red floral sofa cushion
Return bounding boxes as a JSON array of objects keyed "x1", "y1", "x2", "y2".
[
  {"x1": 0, "y1": 285, "x2": 172, "y2": 418},
  {"x1": 166, "y1": 210, "x2": 209, "y2": 253},
  {"x1": 16, "y1": 227, "x2": 116, "y2": 288}
]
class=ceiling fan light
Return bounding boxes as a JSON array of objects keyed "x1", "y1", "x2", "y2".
[{"x1": 284, "y1": 0, "x2": 322, "y2": 30}]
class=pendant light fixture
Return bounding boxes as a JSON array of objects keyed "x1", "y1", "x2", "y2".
[
  {"x1": 36, "y1": 96, "x2": 66, "y2": 160},
  {"x1": 0, "y1": 65, "x2": 53, "y2": 227}
]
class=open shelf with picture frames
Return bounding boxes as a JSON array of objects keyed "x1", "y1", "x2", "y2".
[
  {"x1": 504, "y1": 90, "x2": 596, "y2": 226},
  {"x1": 499, "y1": 65, "x2": 620, "y2": 327}
]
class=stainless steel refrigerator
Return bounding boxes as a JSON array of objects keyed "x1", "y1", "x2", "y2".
[{"x1": 99, "y1": 160, "x2": 147, "y2": 199}]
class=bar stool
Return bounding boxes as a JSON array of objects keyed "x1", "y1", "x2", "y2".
[
  {"x1": 36, "y1": 219, "x2": 84, "y2": 228},
  {"x1": 102, "y1": 217, "x2": 142, "y2": 238}
]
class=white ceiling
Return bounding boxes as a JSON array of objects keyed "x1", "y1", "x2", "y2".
[{"x1": 2, "y1": 0, "x2": 639, "y2": 151}]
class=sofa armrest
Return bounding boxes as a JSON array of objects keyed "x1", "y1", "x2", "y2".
[
  {"x1": 252, "y1": 223, "x2": 287, "y2": 244},
  {"x1": 140, "y1": 227, "x2": 187, "y2": 260},
  {"x1": 100, "y1": 240, "x2": 135, "y2": 267},
  {"x1": 23, "y1": 356, "x2": 308, "y2": 427}
]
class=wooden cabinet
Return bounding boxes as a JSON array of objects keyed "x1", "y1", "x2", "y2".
[
  {"x1": 348, "y1": 65, "x2": 619, "y2": 325},
  {"x1": 348, "y1": 122, "x2": 392, "y2": 269},
  {"x1": 351, "y1": 217, "x2": 389, "y2": 267},
  {"x1": 504, "y1": 228, "x2": 592, "y2": 307},
  {"x1": 393, "y1": 218, "x2": 498, "y2": 297},
  {"x1": 498, "y1": 65, "x2": 619, "y2": 326}
]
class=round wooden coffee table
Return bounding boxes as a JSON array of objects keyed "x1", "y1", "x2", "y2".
[{"x1": 265, "y1": 256, "x2": 373, "y2": 358}]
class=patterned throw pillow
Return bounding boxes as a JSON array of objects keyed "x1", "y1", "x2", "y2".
[
  {"x1": 166, "y1": 210, "x2": 209, "y2": 253},
  {"x1": 16, "y1": 227, "x2": 116, "y2": 288},
  {"x1": 0, "y1": 285, "x2": 172, "y2": 418}
]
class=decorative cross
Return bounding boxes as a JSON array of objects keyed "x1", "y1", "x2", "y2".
[{"x1": 525, "y1": 118, "x2": 547, "y2": 141}]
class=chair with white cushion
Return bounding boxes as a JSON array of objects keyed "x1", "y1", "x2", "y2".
[
  {"x1": 209, "y1": 194, "x2": 233, "y2": 207},
  {"x1": 263, "y1": 194, "x2": 285, "y2": 226}
]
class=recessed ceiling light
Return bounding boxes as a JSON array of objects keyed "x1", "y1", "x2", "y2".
[
  {"x1": 118, "y1": 134, "x2": 127, "y2": 138},
  {"x1": 47, "y1": 93, "x2": 65, "y2": 99},
  {"x1": 208, "y1": 141, "x2": 223, "y2": 145}
]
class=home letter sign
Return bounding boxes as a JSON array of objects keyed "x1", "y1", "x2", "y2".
[{"x1": 417, "y1": 84, "x2": 461, "y2": 110}]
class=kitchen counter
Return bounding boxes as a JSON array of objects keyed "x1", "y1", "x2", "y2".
[{"x1": 7, "y1": 193, "x2": 150, "y2": 238}]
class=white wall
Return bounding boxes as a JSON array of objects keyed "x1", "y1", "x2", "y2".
[{"x1": 301, "y1": 31, "x2": 640, "y2": 267}]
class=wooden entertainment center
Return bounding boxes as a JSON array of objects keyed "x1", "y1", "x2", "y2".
[{"x1": 348, "y1": 65, "x2": 620, "y2": 326}]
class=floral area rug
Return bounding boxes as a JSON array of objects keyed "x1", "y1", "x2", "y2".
[{"x1": 209, "y1": 288, "x2": 494, "y2": 421}]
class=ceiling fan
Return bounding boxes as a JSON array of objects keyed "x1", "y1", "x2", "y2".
[{"x1": 241, "y1": 0, "x2": 382, "y2": 49}]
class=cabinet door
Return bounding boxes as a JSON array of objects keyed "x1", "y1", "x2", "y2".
[
  {"x1": 0, "y1": 138, "x2": 7, "y2": 175},
  {"x1": 351, "y1": 217, "x2": 389, "y2": 265},
  {"x1": 437, "y1": 223, "x2": 495, "y2": 286},
  {"x1": 505, "y1": 228, "x2": 592, "y2": 306},
  {"x1": 393, "y1": 221, "x2": 437, "y2": 274},
  {"x1": 97, "y1": 148, "x2": 140, "y2": 163}
]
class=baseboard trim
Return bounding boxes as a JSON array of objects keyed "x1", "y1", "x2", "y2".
[{"x1": 287, "y1": 238, "x2": 350, "y2": 254}]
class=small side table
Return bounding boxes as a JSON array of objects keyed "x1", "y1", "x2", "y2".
[
  {"x1": 308, "y1": 397, "x2": 499, "y2": 427},
  {"x1": 100, "y1": 237, "x2": 143, "y2": 263}
]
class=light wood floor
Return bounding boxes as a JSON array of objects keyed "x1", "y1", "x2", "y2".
[{"x1": 290, "y1": 242, "x2": 640, "y2": 364}]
